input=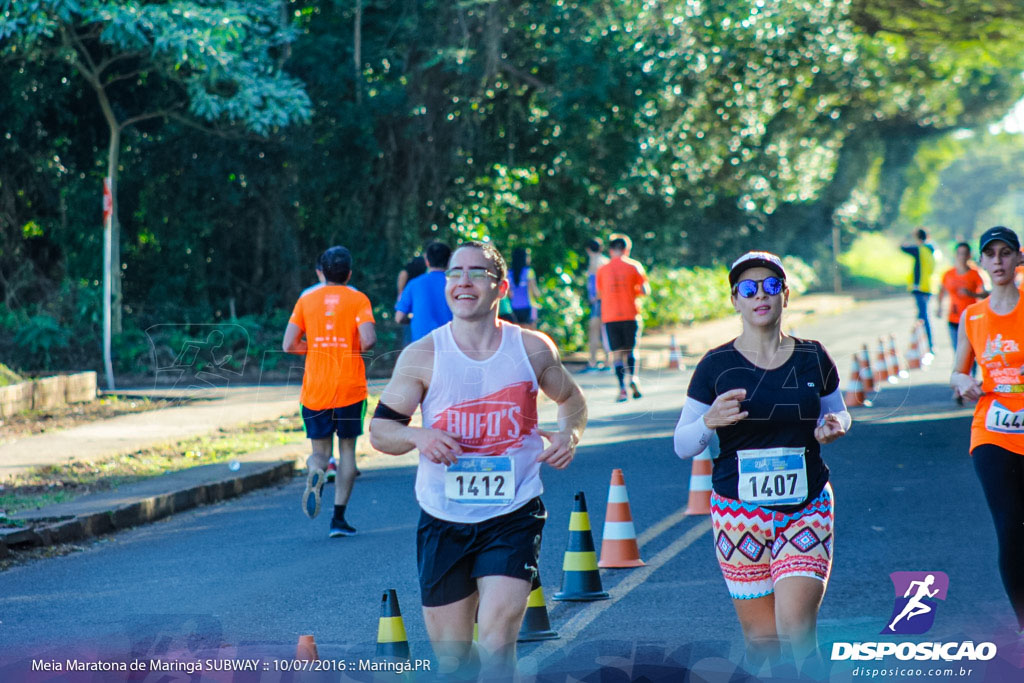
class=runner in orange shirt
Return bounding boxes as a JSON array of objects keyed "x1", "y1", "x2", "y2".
[
  {"x1": 283, "y1": 246, "x2": 376, "y2": 537},
  {"x1": 596, "y1": 234, "x2": 650, "y2": 402},
  {"x1": 936, "y1": 241, "x2": 986, "y2": 356},
  {"x1": 950, "y1": 226, "x2": 1024, "y2": 633}
]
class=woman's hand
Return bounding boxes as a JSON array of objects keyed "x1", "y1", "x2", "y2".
[
  {"x1": 951, "y1": 372, "x2": 983, "y2": 402},
  {"x1": 703, "y1": 389, "x2": 748, "y2": 429},
  {"x1": 815, "y1": 413, "x2": 847, "y2": 445}
]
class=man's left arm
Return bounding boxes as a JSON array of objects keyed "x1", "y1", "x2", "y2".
[
  {"x1": 524, "y1": 331, "x2": 587, "y2": 469},
  {"x1": 631, "y1": 261, "x2": 651, "y2": 297}
]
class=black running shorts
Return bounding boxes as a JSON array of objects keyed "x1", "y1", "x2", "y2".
[
  {"x1": 301, "y1": 400, "x2": 366, "y2": 440},
  {"x1": 416, "y1": 497, "x2": 547, "y2": 607},
  {"x1": 604, "y1": 320, "x2": 639, "y2": 352}
]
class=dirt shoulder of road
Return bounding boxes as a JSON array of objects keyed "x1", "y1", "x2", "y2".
[{"x1": 0, "y1": 395, "x2": 192, "y2": 446}]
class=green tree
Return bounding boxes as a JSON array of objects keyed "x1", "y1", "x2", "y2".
[{"x1": 1, "y1": 0, "x2": 312, "y2": 334}]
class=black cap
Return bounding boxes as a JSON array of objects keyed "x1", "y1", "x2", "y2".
[
  {"x1": 728, "y1": 251, "x2": 787, "y2": 287},
  {"x1": 978, "y1": 226, "x2": 1020, "y2": 254}
]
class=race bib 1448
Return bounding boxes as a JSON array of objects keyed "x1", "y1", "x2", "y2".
[{"x1": 985, "y1": 401, "x2": 1024, "y2": 433}]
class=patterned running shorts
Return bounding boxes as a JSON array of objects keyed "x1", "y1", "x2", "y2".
[{"x1": 710, "y1": 482, "x2": 834, "y2": 600}]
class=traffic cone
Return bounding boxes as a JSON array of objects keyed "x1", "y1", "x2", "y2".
[
  {"x1": 598, "y1": 469, "x2": 645, "y2": 568},
  {"x1": 518, "y1": 573, "x2": 559, "y2": 642},
  {"x1": 684, "y1": 447, "x2": 713, "y2": 515},
  {"x1": 552, "y1": 492, "x2": 609, "y2": 601},
  {"x1": 883, "y1": 336, "x2": 900, "y2": 384},
  {"x1": 874, "y1": 337, "x2": 890, "y2": 385},
  {"x1": 844, "y1": 354, "x2": 865, "y2": 407},
  {"x1": 859, "y1": 344, "x2": 876, "y2": 394},
  {"x1": 667, "y1": 335, "x2": 684, "y2": 371},
  {"x1": 888, "y1": 334, "x2": 909, "y2": 379},
  {"x1": 376, "y1": 589, "x2": 410, "y2": 661},
  {"x1": 905, "y1": 322, "x2": 922, "y2": 369},
  {"x1": 296, "y1": 634, "x2": 319, "y2": 661}
]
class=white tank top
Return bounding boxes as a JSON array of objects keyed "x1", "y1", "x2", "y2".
[{"x1": 417, "y1": 322, "x2": 545, "y2": 522}]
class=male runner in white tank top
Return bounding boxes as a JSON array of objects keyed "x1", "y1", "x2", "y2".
[{"x1": 370, "y1": 241, "x2": 587, "y2": 679}]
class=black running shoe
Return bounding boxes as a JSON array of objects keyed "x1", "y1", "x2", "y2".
[
  {"x1": 629, "y1": 378, "x2": 642, "y2": 399},
  {"x1": 328, "y1": 519, "x2": 357, "y2": 538}
]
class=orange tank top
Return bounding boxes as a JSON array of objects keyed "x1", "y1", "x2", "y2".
[{"x1": 963, "y1": 295, "x2": 1024, "y2": 454}]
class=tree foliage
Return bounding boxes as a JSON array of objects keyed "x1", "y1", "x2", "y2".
[{"x1": 3, "y1": 0, "x2": 1024, "y2": 371}]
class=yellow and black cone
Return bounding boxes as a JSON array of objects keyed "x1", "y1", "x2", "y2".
[
  {"x1": 375, "y1": 589, "x2": 410, "y2": 661},
  {"x1": 552, "y1": 492, "x2": 610, "y2": 601},
  {"x1": 518, "y1": 573, "x2": 559, "y2": 641}
]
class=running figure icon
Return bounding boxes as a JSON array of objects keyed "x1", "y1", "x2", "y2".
[{"x1": 888, "y1": 574, "x2": 939, "y2": 632}]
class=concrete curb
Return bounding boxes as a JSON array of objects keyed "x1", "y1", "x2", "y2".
[{"x1": 0, "y1": 452, "x2": 298, "y2": 557}]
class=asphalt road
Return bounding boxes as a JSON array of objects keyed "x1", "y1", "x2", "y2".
[{"x1": 1, "y1": 296, "x2": 1021, "y2": 682}]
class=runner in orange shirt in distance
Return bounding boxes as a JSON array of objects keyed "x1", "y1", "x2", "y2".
[
  {"x1": 596, "y1": 234, "x2": 650, "y2": 402},
  {"x1": 937, "y1": 242, "x2": 987, "y2": 355},
  {"x1": 283, "y1": 246, "x2": 376, "y2": 538}
]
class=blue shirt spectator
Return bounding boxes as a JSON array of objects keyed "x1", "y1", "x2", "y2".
[{"x1": 395, "y1": 242, "x2": 452, "y2": 342}]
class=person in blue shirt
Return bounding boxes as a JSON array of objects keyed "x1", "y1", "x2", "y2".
[{"x1": 396, "y1": 242, "x2": 453, "y2": 342}]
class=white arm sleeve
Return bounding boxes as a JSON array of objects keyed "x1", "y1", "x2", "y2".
[
  {"x1": 674, "y1": 398, "x2": 714, "y2": 460},
  {"x1": 818, "y1": 388, "x2": 852, "y2": 432}
]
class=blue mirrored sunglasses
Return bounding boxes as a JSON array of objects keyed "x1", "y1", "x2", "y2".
[{"x1": 733, "y1": 276, "x2": 784, "y2": 298}]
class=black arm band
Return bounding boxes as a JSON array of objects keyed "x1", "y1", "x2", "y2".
[{"x1": 373, "y1": 401, "x2": 412, "y2": 425}]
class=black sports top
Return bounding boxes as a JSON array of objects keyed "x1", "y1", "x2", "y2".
[{"x1": 686, "y1": 337, "x2": 840, "y2": 512}]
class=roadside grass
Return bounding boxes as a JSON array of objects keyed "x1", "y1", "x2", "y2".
[
  {"x1": 839, "y1": 232, "x2": 917, "y2": 289},
  {"x1": 0, "y1": 394, "x2": 383, "y2": 519},
  {"x1": 0, "y1": 416, "x2": 306, "y2": 518},
  {"x1": 0, "y1": 362, "x2": 23, "y2": 387}
]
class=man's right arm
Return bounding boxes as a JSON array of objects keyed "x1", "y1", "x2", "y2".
[{"x1": 369, "y1": 342, "x2": 463, "y2": 463}]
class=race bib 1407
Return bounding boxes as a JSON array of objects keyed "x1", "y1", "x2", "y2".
[{"x1": 736, "y1": 447, "x2": 808, "y2": 506}]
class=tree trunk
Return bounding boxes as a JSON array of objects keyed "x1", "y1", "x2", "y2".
[
  {"x1": 107, "y1": 124, "x2": 122, "y2": 334},
  {"x1": 354, "y1": 0, "x2": 362, "y2": 104}
]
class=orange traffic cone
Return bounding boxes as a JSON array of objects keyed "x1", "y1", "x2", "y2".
[
  {"x1": 859, "y1": 344, "x2": 876, "y2": 394},
  {"x1": 296, "y1": 634, "x2": 319, "y2": 661},
  {"x1": 376, "y1": 589, "x2": 410, "y2": 661},
  {"x1": 598, "y1": 469, "x2": 645, "y2": 568},
  {"x1": 667, "y1": 335, "x2": 684, "y2": 371},
  {"x1": 905, "y1": 322, "x2": 922, "y2": 369},
  {"x1": 552, "y1": 492, "x2": 610, "y2": 601},
  {"x1": 887, "y1": 334, "x2": 909, "y2": 379},
  {"x1": 844, "y1": 354, "x2": 865, "y2": 407},
  {"x1": 874, "y1": 338, "x2": 891, "y2": 385},
  {"x1": 684, "y1": 448, "x2": 713, "y2": 515},
  {"x1": 883, "y1": 336, "x2": 900, "y2": 384}
]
